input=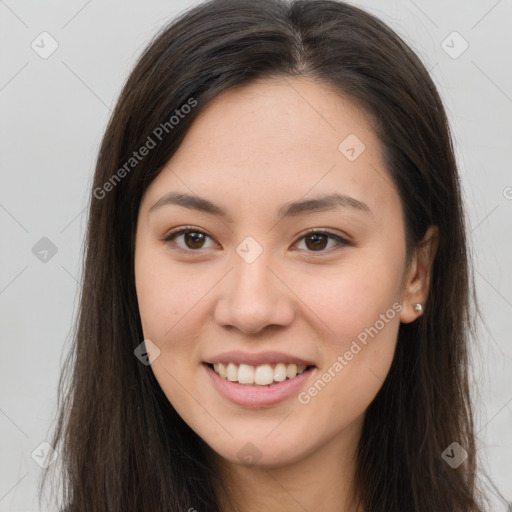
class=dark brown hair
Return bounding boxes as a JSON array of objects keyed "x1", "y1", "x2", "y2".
[{"x1": 39, "y1": 0, "x2": 495, "y2": 510}]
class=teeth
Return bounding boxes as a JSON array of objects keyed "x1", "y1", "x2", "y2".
[
  {"x1": 286, "y1": 363, "x2": 298, "y2": 379},
  {"x1": 211, "y1": 362, "x2": 308, "y2": 385},
  {"x1": 238, "y1": 364, "x2": 255, "y2": 384},
  {"x1": 226, "y1": 362, "x2": 238, "y2": 382},
  {"x1": 255, "y1": 364, "x2": 274, "y2": 385},
  {"x1": 273, "y1": 363, "x2": 287, "y2": 382}
]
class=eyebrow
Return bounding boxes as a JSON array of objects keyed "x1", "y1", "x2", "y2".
[{"x1": 148, "y1": 191, "x2": 372, "y2": 220}]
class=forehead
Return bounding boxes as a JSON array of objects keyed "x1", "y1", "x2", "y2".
[
  {"x1": 176, "y1": 76, "x2": 377, "y2": 163},
  {"x1": 141, "y1": 76, "x2": 399, "y2": 221}
]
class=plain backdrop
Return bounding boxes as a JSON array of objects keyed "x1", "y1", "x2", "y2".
[{"x1": 0, "y1": 0, "x2": 511, "y2": 510}]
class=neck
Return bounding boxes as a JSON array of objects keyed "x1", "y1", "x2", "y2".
[{"x1": 211, "y1": 415, "x2": 365, "y2": 512}]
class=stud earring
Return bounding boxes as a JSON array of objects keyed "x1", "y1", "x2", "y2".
[{"x1": 413, "y1": 303, "x2": 423, "y2": 312}]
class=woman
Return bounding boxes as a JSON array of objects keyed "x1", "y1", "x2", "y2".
[{"x1": 39, "y1": 0, "x2": 495, "y2": 510}]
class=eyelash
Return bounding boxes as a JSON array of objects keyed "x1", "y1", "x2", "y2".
[{"x1": 162, "y1": 226, "x2": 350, "y2": 256}]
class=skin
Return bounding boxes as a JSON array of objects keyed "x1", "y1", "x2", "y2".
[{"x1": 134, "y1": 76, "x2": 438, "y2": 512}]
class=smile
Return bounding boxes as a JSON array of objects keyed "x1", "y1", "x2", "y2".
[
  {"x1": 203, "y1": 362, "x2": 316, "y2": 408},
  {"x1": 210, "y1": 362, "x2": 310, "y2": 386}
]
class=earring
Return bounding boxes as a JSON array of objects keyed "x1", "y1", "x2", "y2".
[{"x1": 413, "y1": 303, "x2": 423, "y2": 312}]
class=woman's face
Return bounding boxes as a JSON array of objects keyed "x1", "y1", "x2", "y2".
[{"x1": 135, "y1": 76, "x2": 420, "y2": 468}]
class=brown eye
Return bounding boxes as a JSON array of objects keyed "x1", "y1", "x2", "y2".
[
  {"x1": 182, "y1": 231, "x2": 206, "y2": 249},
  {"x1": 304, "y1": 233, "x2": 329, "y2": 251},
  {"x1": 295, "y1": 230, "x2": 349, "y2": 253},
  {"x1": 163, "y1": 228, "x2": 215, "y2": 252}
]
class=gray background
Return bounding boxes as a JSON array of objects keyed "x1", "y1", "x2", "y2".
[{"x1": 0, "y1": 0, "x2": 511, "y2": 510}]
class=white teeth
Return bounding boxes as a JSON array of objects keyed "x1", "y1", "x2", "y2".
[
  {"x1": 226, "y1": 362, "x2": 238, "y2": 381},
  {"x1": 286, "y1": 363, "x2": 298, "y2": 379},
  {"x1": 273, "y1": 363, "x2": 287, "y2": 382},
  {"x1": 217, "y1": 362, "x2": 227, "y2": 378},
  {"x1": 238, "y1": 364, "x2": 255, "y2": 384},
  {"x1": 255, "y1": 364, "x2": 274, "y2": 385},
  {"x1": 211, "y1": 362, "x2": 309, "y2": 385}
]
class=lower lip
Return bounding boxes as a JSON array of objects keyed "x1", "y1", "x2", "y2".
[{"x1": 203, "y1": 363, "x2": 315, "y2": 408}]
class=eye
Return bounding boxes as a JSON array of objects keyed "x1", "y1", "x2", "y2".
[
  {"x1": 162, "y1": 227, "x2": 350, "y2": 255},
  {"x1": 293, "y1": 229, "x2": 350, "y2": 253},
  {"x1": 162, "y1": 227, "x2": 217, "y2": 253}
]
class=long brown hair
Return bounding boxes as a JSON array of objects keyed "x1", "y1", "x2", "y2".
[{"x1": 39, "y1": 0, "x2": 493, "y2": 510}]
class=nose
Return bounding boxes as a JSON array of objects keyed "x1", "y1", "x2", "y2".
[{"x1": 213, "y1": 252, "x2": 296, "y2": 334}]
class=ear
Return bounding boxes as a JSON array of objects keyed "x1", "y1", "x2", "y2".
[{"x1": 400, "y1": 225, "x2": 439, "y2": 323}]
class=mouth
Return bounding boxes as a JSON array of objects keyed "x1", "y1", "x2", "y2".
[
  {"x1": 204, "y1": 362, "x2": 316, "y2": 387},
  {"x1": 203, "y1": 361, "x2": 316, "y2": 408}
]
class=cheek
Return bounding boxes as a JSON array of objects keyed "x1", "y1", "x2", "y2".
[
  {"x1": 134, "y1": 241, "x2": 207, "y2": 340},
  {"x1": 296, "y1": 300, "x2": 400, "y2": 434},
  {"x1": 135, "y1": 246, "x2": 181, "y2": 342},
  {"x1": 287, "y1": 246, "x2": 403, "y2": 404},
  {"x1": 134, "y1": 253, "x2": 208, "y2": 404},
  {"x1": 290, "y1": 254, "x2": 403, "y2": 345}
]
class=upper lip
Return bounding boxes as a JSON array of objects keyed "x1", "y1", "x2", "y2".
[{"x1": 204, "y1": 351, "x2": 316, "y2": 367}]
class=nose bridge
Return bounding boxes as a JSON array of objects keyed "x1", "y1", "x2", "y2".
[
  {"x1": 233, "y1": 247, "x2": 273, "y2": 297},
  {"x1": 214, "y1": 243, "x2": 294, "y2": 333}
]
